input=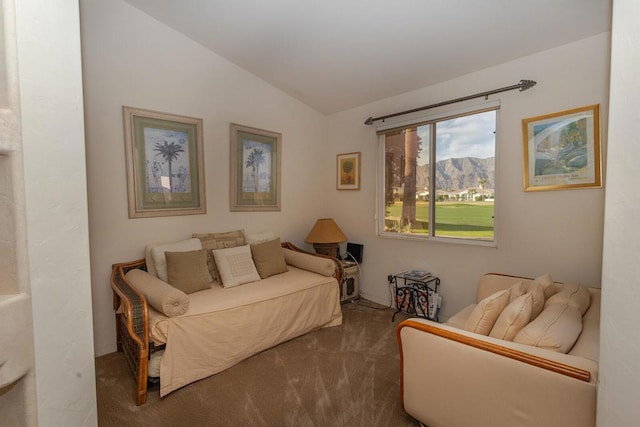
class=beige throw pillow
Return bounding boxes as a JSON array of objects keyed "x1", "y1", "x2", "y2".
[
  {"x1": 250, "y1": 238, "x2": 288, "y2": 279},
  {"x1": 531, "y1": 273, "x2": 558, "y2": 299},
  {"x1": 194, "y1": 230, "x2": 246, "y2": 282},
  {"x1": 212, "y1": 245, "x2": 261, "y2": 288},
  {"x1": 149, "y1": 238, "x2": 203, "y2": 282},
  {"x1": 514, "y1": 303, "x2": 583, "y2": 353},
  {"x1": 545, "y1": 283, "x2": 591, "y2": 315},
  {"x1": 509, "y1": 281, "x2": 526, "y2": 303},
  {"x1": 525, "y1": 282, "x2": 545, "y2": 320},
  {"x1": 464, "y1": 289, "x2": 511, "y2": 335},
  {"x1": 489, "y1": 293, "x2": 533, "y2": 341},
  {"x1": 165, "y1": 249, "x2": 211, "y2": 294}
]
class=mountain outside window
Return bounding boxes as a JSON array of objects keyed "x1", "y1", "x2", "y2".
[{"x1": 378, "y1": 104, "x2": 498, "y2": 245}]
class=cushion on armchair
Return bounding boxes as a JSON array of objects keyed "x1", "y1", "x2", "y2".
[{"x1": 125, "y1": 269, "x2": 190, "y2": 317}]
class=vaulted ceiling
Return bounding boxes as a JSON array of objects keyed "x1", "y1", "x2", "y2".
[{"x1": 124, "y1": 0, "x2": 612, "y2": 114}]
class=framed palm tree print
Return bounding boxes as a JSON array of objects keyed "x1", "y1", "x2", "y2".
[
  {"x1": 123, "y1": 106, "x2": 206, "y2": 218},
  {"x1": 230, "y1": 123, "x2": 282, "y2": 211}
]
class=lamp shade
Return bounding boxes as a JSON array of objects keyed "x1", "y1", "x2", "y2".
[
  {"x1": 305, "y1": 218, "x2": 347, "y2": 244},
  {"x1": 305, "y1": 218, "x2": 347, "y2": 257}
]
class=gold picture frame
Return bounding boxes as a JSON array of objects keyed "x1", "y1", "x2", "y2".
[
  {"x1": 522, "y1": 104, "x2": 601, "y2": 192},
  {"x1": 123, "y1": 106, "x2": 206, "y2": 218},
  {"x1": 230, "y1": 123, "x2": 282, "y2": 211},
  {"x1": 337, "y1": 152, "x2": 361, "y2": 190}
]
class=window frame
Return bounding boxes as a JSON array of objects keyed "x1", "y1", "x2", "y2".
[{"x1": 376, "y1": 101, "x2": 500, "y2": 247}]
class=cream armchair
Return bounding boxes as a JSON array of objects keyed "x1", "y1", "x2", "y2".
[{"x1": 397, "y1": 273, "x2": 599, "y2": 427}]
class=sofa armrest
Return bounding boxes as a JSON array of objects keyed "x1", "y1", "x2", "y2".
[
  {"x1": 397, "y1": 319, "x2": 597, "y2": 427},
  {"x1": 111, "y1": 259, "x2": 150, "y2": 405}
]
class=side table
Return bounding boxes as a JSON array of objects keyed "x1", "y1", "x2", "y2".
[
  {"x1": 390, "y1": 271, "x2": 441, "y2": 321},
  {"x1": 340, "y1": 261, "x2": 359, "y2": 303}
]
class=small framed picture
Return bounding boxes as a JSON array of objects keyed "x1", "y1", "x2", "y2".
[
  {"x1": 337, "y1": 152, "x2": 361, "y2": 190},
  {"x1": 123, "y1": 106, "x2": 206, "y2": 218},
  {"x1": 522, "y1": 104, "x2": 602, "y2": 192}
]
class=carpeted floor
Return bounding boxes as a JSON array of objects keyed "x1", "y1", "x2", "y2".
[{"x1": 95, "y1": 300, "x2": 419, "y2": 427}]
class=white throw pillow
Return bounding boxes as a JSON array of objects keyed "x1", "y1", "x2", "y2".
[
  {"x1": 245, "y1": 230, "x2": 277, "y2": 245},
  {"x1": 212, "y1": 245, "x2": 261, "y2": 288},
  {"x1": 149, "y1": 238, "x2": 203, "y2": 282}
]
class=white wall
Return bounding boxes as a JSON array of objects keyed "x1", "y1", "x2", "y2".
[
  {"x1": 81, "y1": 0, "x2": 331, "y2": 356},
  {"x1": 327, "y1": 34, "x2": 610, "y2": 318},
  {"x1": 598, "y1": 0, "x2": 640, "y2": 424},
  {"x1": 17, "y1": 0, "x2": 97, "y2": 425}
]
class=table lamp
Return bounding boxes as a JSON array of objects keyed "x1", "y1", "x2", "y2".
[{"x1": 305, "y1": 218, "x2": 347, "y2": 258}]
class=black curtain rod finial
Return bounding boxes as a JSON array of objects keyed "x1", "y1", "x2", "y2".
[
  {"x1": 364, "y1": 117, "x2": 374, "y2": 125},
  {"x1": 519, "y1": 79, "x2": 537, "y2": 91}
]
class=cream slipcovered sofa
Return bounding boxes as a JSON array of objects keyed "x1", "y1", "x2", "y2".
[
  {"x1": 397, "y1": 273, "x2": 600, "y2": 427},
  {"x1": 111, "y1": 230, "x2": 343, "y2": 405}
]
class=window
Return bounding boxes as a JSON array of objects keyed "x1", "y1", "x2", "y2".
[{"x1": 378, "y1": 105, "x2": 498, "y2": 244}]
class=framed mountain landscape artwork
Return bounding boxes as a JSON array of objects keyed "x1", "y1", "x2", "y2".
[
  {"x1": 337, "y1": 152, "x2": 361, "y2": 190},
  {"x1": 522, "y1": 104, "x2": 601, "y2": 192},
  {"x1": 123, "y1": 106, "x2": 206, "y2": 218},
  {"x1": 230, "y1": 123, "x2": 282, "y2": 211}
]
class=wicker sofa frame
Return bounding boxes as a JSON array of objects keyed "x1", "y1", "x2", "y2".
[{"x1": 110, "y1": 242, "x2": 343, "y2": 405}]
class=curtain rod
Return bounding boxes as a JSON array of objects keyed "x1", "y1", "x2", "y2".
[{"x1": 364, "y1": 79, "x2": 537, "y2": 125}]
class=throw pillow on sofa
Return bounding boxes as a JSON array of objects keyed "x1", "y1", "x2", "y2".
[
  {"x1": 513, "y1": 303, "x2": 583, "y2": 353},
  {"x1": 212, "y1": 245, "x2": 261, "y2": 288},
  {"x1": 193, "y1": 229, "x2": 246, "y2": 283},
  {"x1": 545, "y1": 283, "x2": 591, "y2": 315},
  {"x1": 464, "y1": 289, "x2": 511, "y2": 335},
  {"x1": 250, "y1": 238, "x2": 288, "y2": 279},
  {"x1": 489, "y1": 293, "x2": 533, "y2": 341},
  {"x1": 531, "y1": 273, "x2": 558, "y2": 299},
  {"x1": 508, "y1": 281, "x2": 526, "y2": 303},
  {"x1": 245, "y1": 230, "x2": 277, "y2": 245},
  {"x1": 525, "y1": 282, "x2": 545, "y2": 321},
  {"x1": 165, "y1": 249, "x2": 211, "y2": 294},
  {"x1": 148, "y1": 237, "x2": 203, "y2": 282}
]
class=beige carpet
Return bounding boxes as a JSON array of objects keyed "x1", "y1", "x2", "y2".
[{"x1": 95, "y1": 301, "x2": 418, "y2": 427}]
